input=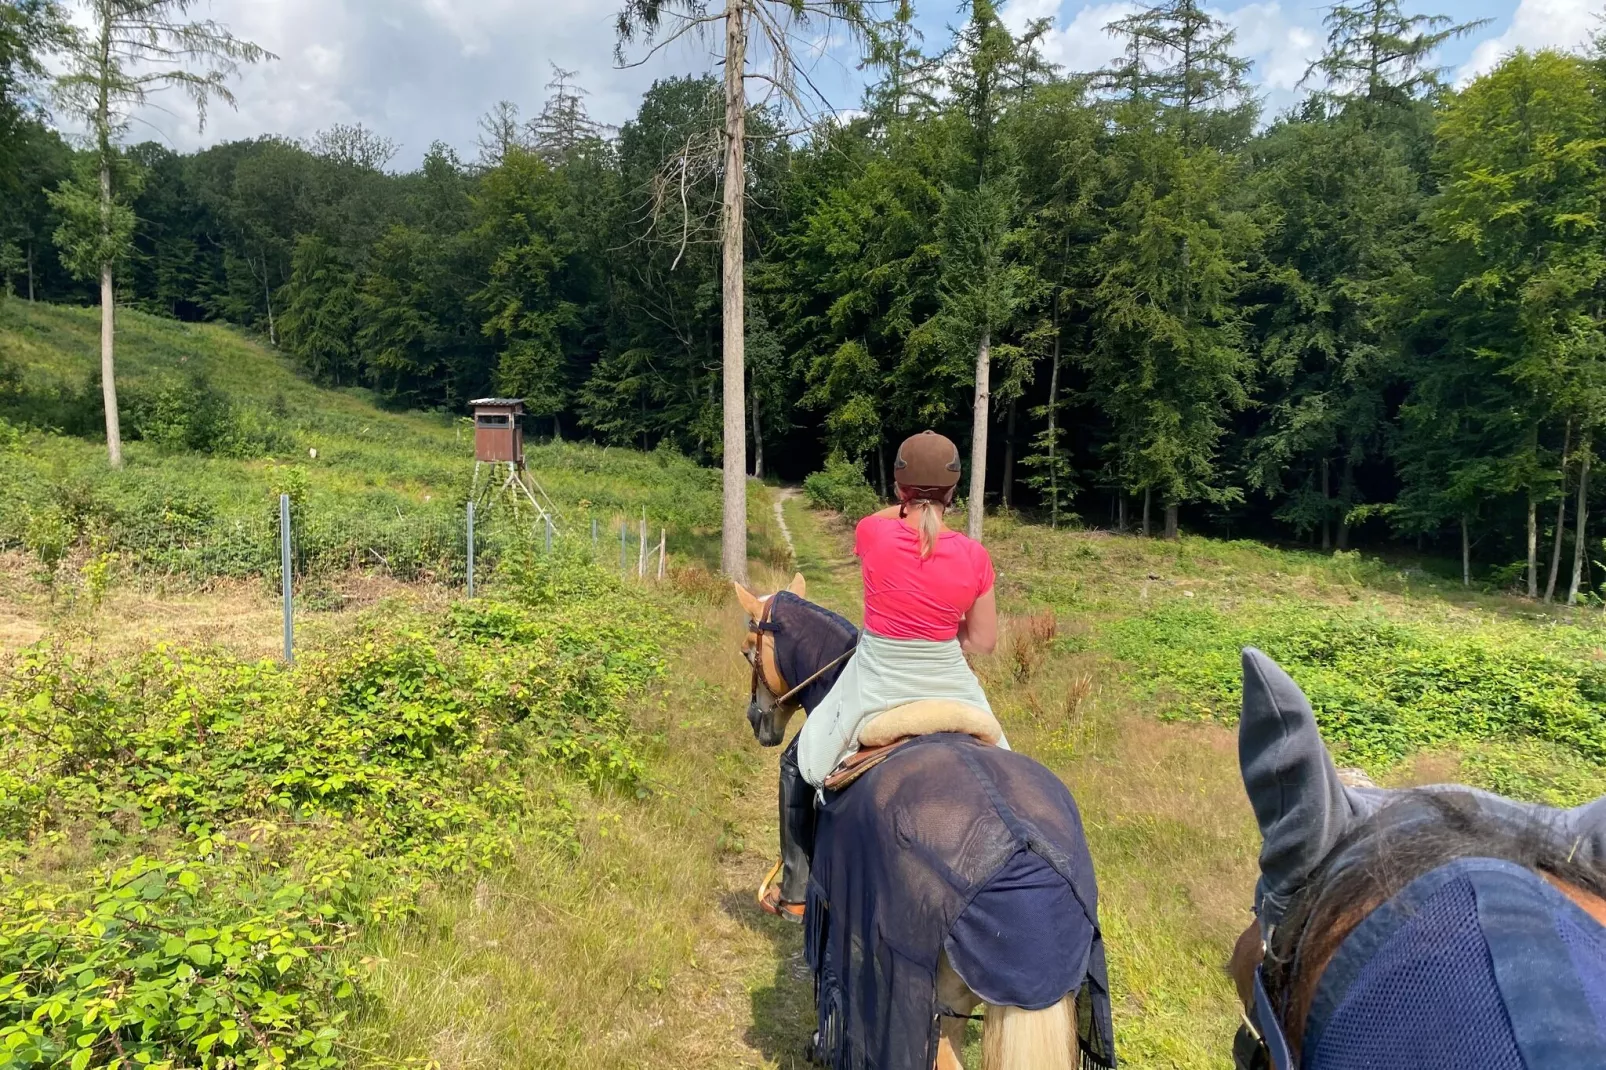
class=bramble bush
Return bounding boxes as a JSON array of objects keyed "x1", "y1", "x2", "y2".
[
  {"x1": 1106, "y1": 602, "x2": 1606, "y2": 780},
  {"x1": 0, "y1": 546, "x2": 677, "y2": 1068}
]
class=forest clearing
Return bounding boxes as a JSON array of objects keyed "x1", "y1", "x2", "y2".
[
  {"x1": 6, "y1": 0, "x2": 1606, "y2": 1065},
  {"x1": 5, "y1": 310, "x2": 1606, "y2": 1067}
]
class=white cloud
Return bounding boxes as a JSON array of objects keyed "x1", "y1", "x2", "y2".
[
  {"x1": 1458, "y1": 0, "x2": 1602, "y2": 83},
  {"x1": 1000, "y1": 0, "x2": 1139, "y2": 74},
  {"x1": 1223, "y1": 2, "x2": 1322, "y2": 93},
  {"x1": 117, "y1": 0, "x2": 713, "y2": 167}
]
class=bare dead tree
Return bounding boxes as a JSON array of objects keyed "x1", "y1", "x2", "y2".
[{"x1": 615, "y1": 0, "x2": 903, "y2": 581}]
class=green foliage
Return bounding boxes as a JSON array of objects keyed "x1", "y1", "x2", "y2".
[
  {"x1": 46, "y1": 159, "x2": 139, "y2": 283},
  {"x1": 803, "y1": 458, "x2": 881, "y2": 520},
  {"x1": 1106, "y1": 600, "x2": 1606, "y2": 775},
  {"x1": 0, "y1": 549, "x2": 672, "y2": 1068}
]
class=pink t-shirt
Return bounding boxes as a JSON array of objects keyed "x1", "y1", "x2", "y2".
[{"x1": 855, "y1": 514, "x2": 995, "y2": 641}]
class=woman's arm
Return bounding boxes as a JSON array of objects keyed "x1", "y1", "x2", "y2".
[{"x1": 958, "y1": 588, "x2": 998, "y2": 655}]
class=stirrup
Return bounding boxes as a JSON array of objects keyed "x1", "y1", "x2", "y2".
[{"x1": 758, "y1": 859, "x2": 805, "y2": 922}]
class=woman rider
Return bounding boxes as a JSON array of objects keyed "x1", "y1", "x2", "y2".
[{"x1": 762, "y1": 430, "x2": 1002, "y2": 919}]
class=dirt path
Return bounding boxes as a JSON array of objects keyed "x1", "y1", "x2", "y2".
[
  {"x1": 772, "y1": 487, "x2": 799, "y2": 560},
  {"x1": 360, "y1": 498, "x2": 1255, "y2": 1069}
]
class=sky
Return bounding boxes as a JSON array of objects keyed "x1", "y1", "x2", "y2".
[{"x1": 120, "y1": 0, "x2": 1605, "y2": 170}]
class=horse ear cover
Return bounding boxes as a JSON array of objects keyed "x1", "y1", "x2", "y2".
[
  {"x1": 1238, "y1": 648, "x2": 1361, "y2": 932},
  {"x1": 1238, "y1": 647, "x2": 1606, "y2": 934}
]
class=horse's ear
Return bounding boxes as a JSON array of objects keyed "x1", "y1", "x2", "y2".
[
  {"x1": 1567, "y1": 795, "x2": 1606, "y2": 865},
  {"x1": 733, "y1": 582, "x2": 764, "y2": 621},
  {"x1": 1239, "y1": 648, "x2": 1359, "y2": 924},
  {"x1": 787, "y1": 572, "x2": 807, "y2": 598}
]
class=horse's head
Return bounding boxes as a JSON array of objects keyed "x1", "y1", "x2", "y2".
[
  {"x1": 734, "y1": 573, "x2": 808, "y2": 747},
  {"x1": 1229, "y1": 649, "x2": 1606, "y2": 1069}
]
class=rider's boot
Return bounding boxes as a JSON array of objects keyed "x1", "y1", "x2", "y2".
[{"x1": 760, "y1": 735, "x2": 814, "y2": 922}]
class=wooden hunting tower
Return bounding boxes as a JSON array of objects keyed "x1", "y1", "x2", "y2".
[{"x1": 470, "y1": 398, "x2": 524, "y2": 466}]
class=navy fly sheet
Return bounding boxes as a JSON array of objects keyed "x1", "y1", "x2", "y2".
[{"x1": 805, "y1": 732, "x2": 1116, "y2": 1070}]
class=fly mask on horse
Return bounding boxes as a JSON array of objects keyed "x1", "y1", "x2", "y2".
[
  {"x1": 1227, "y1": 648, "x2": 1606, "y2": 1070},
  {"x1": 734, "y1": 575, "x2": 859, "y2": 748},
  {"x1": 733, "y1": 579, "x2": 1117, "y2": 1070}
]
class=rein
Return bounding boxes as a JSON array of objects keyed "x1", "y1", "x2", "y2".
[{"x1": 749, "y1": 595, "x2": 856, "y2": 710}]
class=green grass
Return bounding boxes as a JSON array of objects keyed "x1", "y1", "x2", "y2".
[{"x1": 0, "y1": 302, "x2": 782, "y2": 593}]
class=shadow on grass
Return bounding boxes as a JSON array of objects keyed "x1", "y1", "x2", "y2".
[{"x1": 718, "y1": 888, "x2": 818, "y2": 1069}]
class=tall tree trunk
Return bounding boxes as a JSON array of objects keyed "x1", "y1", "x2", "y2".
[
  {"x1": 1321, "y1": 459, "x2": 1331, "y2": 551},
  {"x1": 1528, "y1": 494, "x2": 1539, "y2": 598},
  {"x1": 1337, "y1": 458, "x2": 1354, "y2": 550},
  {"x1": 1142, "y1": 487, "x2": 1152, "y2": 537},
  {"x1": 967, "y1": 329, "x2": 990, "y2": 540},
  {"x1": 1462, "y1": 516, "x2": 1471, "y2": 588},
  {"x1": 1570, "y1": 439, "x2": 1591, "y2": 605},
  {"x1": 1165, "y1": 502, "x2": 1179, "y2": 540},
  {"x1": 26, "y1": 242, "x2": 34, "y2": 302},
  {"x1": 877, "y1": 443, "x2": 888, "y2": 498},
  {"x1": 1046, "y1": 319, "x2": 1061, "y2": 529},
  {"x1": 98, "y1": 154, "x2": 122, "y2": 469},
  {"x1": 1001, "y1": 397, "x2": 1016, "y2": 512},
  {"x1": 262, "y1": 257, "x2": 277, "y2": 346},
  {"x1": 750, "y1": 389, "x2": 763, "y2": 479},
  {"x1": 719, "y1": 0, "x2": 749, "y2": 581},
  {"x1": 1117, "y1": 494, "x2": 1127, "y2": 534},
  {"x1": 1547, "y1": 420, "x2": 1573, "y2": 604}
]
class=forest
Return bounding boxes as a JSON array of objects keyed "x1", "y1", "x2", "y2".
[{"x1": 3, "y1": 0, "x2": 1606, "y2": 592}]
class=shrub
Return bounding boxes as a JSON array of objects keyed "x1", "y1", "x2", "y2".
[
  {"x1": 1105, "y1": 601, "x2": 1606, "y2": 776},
  {"x1": 0, "y1": 549, "x2": 674, "y2": 1067},
  {"x1": 803, "y1": 458, "x2": 881, "y2": 520}
]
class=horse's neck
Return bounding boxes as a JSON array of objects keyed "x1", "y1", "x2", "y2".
[{"x1": 781, "y1": 601, "x2": 856, "y2": 708}]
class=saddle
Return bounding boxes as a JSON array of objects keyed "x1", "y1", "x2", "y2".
[{"x1": 823, "y1": 699, "x2": 1004, "y2": 791}]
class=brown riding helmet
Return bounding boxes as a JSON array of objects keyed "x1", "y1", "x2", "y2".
[{"x1": 894, "y1": 431, "x2": 962, "y2": 504}]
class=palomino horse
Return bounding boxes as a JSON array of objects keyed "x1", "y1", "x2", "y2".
[{"x1": 735, "y1": 577, "x2": 1115, "y2": 1070}]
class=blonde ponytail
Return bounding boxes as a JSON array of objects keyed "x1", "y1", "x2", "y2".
[{"x1": 917, "y1": 500, "x2": 942, "y2": 559}]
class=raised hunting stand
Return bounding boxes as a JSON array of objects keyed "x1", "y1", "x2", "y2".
[{"x1": 469, "y1": 398, "x2": 560, "y2": 530}]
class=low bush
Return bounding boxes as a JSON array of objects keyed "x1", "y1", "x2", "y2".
[
  {"x1": 1105, "y1": 601, "x2": 1606, "y2": 784},
  {"x1": 803, "y1": 458, "x2": 880, "y2": 520},
  {"x1": 0, "y1": 545, "x2": 677, "y2": 1068}
]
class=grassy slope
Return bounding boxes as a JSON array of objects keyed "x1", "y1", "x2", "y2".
[{"x1": 0, "y1": 302, "x2": 783, "y2": 651}]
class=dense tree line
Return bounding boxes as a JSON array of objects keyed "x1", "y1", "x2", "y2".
[{"x1": 5, "y1": 0, "x2": 1606, "y2": 594}]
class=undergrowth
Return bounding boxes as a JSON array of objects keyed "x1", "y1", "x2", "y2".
[
  {"x1": 0, "y1": 541, "x2": 681, "y2": 1069},
  {"x1": 802, "y1": 459, "x2": 880, "y2": 521},
  {"x1": 0, "y1": 302, "x2": 779, "y2": 590},
  {"x1": 1106, "y1": 600, "x2": 1606, "y2": 799}
]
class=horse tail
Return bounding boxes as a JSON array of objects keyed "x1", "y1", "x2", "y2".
[{"x1": 981, "y1": 995, "x2": 1077, "y2": 1070}]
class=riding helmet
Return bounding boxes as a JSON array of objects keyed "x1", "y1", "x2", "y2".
[{"x1": 894, "y1": 431, "x2": 962, "y2": 502}]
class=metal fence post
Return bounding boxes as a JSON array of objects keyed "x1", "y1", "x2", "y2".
[
  {"x1": 545, "y1": 515, "x2": 553, "y2": 554},
  {"x1": 466, "y1": 501, "x2": 476, "y2": 598},
  {"x1": 280, "y1": 494, "x2": 294, "y2": 663},
  {"x1": 591, "y1": 517, "x2": 598, "y2": 547},
  {"x1": 620, "y1": 522, "x2": 627, "y2": 572}
]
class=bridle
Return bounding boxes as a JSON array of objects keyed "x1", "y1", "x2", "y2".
[{"x1": 745, "y1": 594, "x2": 857, "y2": 712}]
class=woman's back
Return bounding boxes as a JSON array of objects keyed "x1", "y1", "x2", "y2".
[{"x1": 856, "y1": 513, "x2": 994, "y2": 642}]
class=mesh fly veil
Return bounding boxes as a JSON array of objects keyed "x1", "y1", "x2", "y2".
[
  {"x1": 806, "y1": 733, "x2": 1116, "y2": 1070},
  {"x1": 1239, "y1": 649, "x2": 1606, "y2": 1070},
  {"x1": 1258, "y1": 858, "x2": 1606, "y2": 1069}
]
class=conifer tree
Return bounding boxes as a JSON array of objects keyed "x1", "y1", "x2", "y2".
[{"x1": 615, "y1": 0, "x2": 894, "y2": 580}]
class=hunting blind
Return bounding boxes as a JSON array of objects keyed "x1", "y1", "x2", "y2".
[{"x1": 468, "y1": 398, "x2": 559, "y2": 529}]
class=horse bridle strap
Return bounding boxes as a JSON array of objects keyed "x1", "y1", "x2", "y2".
[{"x1": 749, "y1": 597, "x2": 856, "y2": 710}]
